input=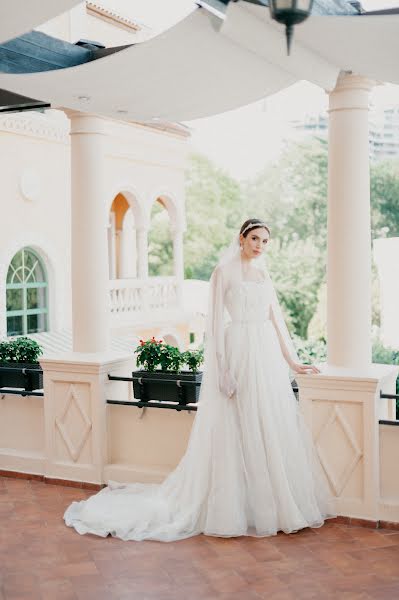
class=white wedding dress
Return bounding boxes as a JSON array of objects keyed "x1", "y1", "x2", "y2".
[{"x1": 64, "y1": 277, "x2": 334, "y2": 541}]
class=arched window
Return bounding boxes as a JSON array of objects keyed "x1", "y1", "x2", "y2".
[{"x1": 6, "y1": 248, "x2": 48, "y2": 336}]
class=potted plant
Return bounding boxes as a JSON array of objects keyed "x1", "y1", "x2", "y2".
[
  {"x1": 132, "y1": 338, "x2": 204, "y2": 405},
  {"x1": 0, "y1": 337, "x2": 43, "y2": 390}
]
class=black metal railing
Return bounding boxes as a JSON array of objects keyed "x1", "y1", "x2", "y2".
[
  {"x1": 107, "y1": 374, "x2": 200, "y2": 411},
  {"x1": 107, "y1": 374, "x2": 299, "y2": 412},
  {"x1": 379, "y1": 390, "x2": 399, "y2": 425},
  {"x1": 0, "y1": 388, "x2": 44, "y2": 397},
  {"x1": 0, "y1": 365, "x2": 44, "y2": 397}
]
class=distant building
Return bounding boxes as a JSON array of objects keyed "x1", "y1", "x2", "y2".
[
  {"x1": 369, "y1": 106, "x2": 399, "y2": 162},
  {"x1": 291, "y1": 106, "x2": 399, "y2": 162}
]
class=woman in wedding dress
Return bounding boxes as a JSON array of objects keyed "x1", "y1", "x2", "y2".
[{"x1": 64, "y1": 219, "x2": 335, "y2": 541}]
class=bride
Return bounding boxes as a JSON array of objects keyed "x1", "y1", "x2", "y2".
[{"x1": 64, "y1": 218, "x2": 335, "y2": 541}]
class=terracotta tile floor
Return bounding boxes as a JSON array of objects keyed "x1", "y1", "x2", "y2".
[{"x1": 1, "y1": 477, "x2": 399, "y2": 600}]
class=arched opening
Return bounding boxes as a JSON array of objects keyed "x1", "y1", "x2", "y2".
[
  {"x1": 6, "y1": 247, "x2": 48, "y2": 336},
  {"x1": 108, "y1": 193, "x2": 137, "y2": 279},
  {"x1": 148, "y1": 197, "x2": 174, "y2": 277}
]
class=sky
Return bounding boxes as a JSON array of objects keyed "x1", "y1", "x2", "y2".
[
  {"x1": 184, "y1": 0, "x2": 399, "y2": 179},
  {"x1": 101, "y1": 0, "x2": 399, "y2": 179}
]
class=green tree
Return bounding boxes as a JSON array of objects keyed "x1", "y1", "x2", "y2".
[
  {"x1": 370, "y1": 159, "x2": 399, "y2": 238},
  {"x1": 183, "y1": 139, "x2": 399, "y2": 341},
  {"x1": 148, "y1": 201, "x2": 174, "y2": 277},
  {"x1": 184, "y1": 153, "x2": 243, "y2": 280}
]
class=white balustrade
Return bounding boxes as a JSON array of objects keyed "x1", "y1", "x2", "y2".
[{"x1": 109, "y1": 277, "x2": 179, "y2": 317}]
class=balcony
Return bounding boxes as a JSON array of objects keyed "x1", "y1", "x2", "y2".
[{"x1": 109, "y1": 276, "x2": 181, "y2": 326}]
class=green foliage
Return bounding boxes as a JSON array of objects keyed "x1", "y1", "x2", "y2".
[
  {"x1": 372, "y1": 338, "x2": 399, "y2": 395},
  {"x1": 184, "y1": 137, "x2": 399, "y2": 342},
  {"x1": 184, "y1": 154, "x2": 243, "y2": 281},
  {"x1": 134, "y1": 337, "x2": 164, "y2": 372},
  {"x1": 0, "y1": 337, "x2": 43, "y2": 364},
  {"x1": 134, "y1": 338, "x2": 204, "y2": 373},
  {"x1": 148, "y1": 201, "x2": 174, "y2": 277},
  {"x1": 370, "y1": 159, "x2": 399, "y2": 239},
  {"x1": 159, "y1": 344, "x2": 183, "y2": 372},
  {"x1": 182, "y1": 348, "x2": 204, "y2": 373},
  {"x1": 293, "y1": 334, "x2": 327, "y2": 365},
  {"x1": 241, "y1": 137, "x2": 328, "y2": 338}
]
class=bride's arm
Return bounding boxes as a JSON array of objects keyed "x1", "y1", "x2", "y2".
[
  {"x1": 269, "y1": 305, "x2": 294, "y2": 367},
  {"x1": 269, "y1": 305, "x2": 320, "y2": 374}
]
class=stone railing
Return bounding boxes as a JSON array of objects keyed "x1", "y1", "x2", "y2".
[{"x1": 109, "y1": 276, "x2": 179, "y2": 318}]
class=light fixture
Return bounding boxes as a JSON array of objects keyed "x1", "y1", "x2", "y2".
[{"x1": 269, "y1": 0, "x2": 314, "y2": 55}]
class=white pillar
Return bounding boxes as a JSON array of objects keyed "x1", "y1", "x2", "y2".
[
  {"x1": 107, "y1": 212, "x2": 116, "y2": 280},
  {"x1": 136, "y1": 227, "x2": 148, "y2": 279},
  {"x1": 327, "y1": 73, "x2": 374, "y2": 370},
  {"x1": 172, "y1": 228, "x2": 184, "y2": 281},
  {"x1": 69, "y1": 112, "x2": 110, "y2": 353},
  {"x1": 120, "y1": 211, "x2": 136, "y2": 278},
  {"x1": 115, "y1": 228, "x2": 122, "y2": 279}
]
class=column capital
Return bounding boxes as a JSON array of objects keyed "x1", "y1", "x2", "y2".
[
  {"x1": 64, "y1": 109, "x2": 109, "y2": 136},
  {"x1": 328, "y1": 72, "x2": 375, "y2": 113}
]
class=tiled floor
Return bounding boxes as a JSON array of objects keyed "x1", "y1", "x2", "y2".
[{"x1": 1, "y1": 477, "x2": 399, "y2": 600}]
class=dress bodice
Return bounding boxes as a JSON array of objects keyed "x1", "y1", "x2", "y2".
[{"x1": 225, "y1": 280, "x2": 272, "y2": 324}]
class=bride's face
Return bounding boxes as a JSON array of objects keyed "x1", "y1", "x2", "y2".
[{"x1": 240, "y1": 227, "x2": 270, "y2": 260}]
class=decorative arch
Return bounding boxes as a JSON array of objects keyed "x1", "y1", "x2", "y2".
[
  {"x1": 147, "y1": 188, "x2": 185, "y2": 232},
  {"x1": 108, "y1": 186, "x2": 146, "y2": 280},
  {"x1": 107, "y1": 184, "x2": 145, "y2": 227},
  {"x1": 148, "y1": 190, "x2": 186, "y2": 280}
]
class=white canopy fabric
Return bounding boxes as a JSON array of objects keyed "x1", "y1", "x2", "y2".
[
  {"x1": 0, "y1": 4, "x2": 398, "y2": 121},
  {"x1": 0, "y1": 1, "x2": 81, "y2": 45}
]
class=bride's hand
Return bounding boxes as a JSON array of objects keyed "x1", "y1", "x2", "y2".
[
  {"x1": 291, "y1": 362, "x2": 320, "y2": 375},
  {"x1": 220, "y1": 369, "x2": 237, "y2": 398}
]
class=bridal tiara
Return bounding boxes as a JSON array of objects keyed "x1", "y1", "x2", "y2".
[{"x1": 241, "y1": 222, "x2": 270, "y2": 236}]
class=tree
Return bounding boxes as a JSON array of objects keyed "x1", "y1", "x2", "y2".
[
  {"x1": 184, "y1": 153, "x2": 243, "y2": 280},
  {"x1": 370, "y1": 159, "x2": 399, "y2": 238},
  {"x1": 148, "y1": 201, "x2": 173, "y2": 276},
  {"x1": 183, "y1": 139, "x2": 399, "y2": 340}
]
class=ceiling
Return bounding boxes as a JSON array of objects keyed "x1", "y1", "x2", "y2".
[{"x1": 0, "y1": 2, "x2": 397, "y2": 121}]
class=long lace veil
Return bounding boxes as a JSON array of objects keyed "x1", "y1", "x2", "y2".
[{"x1": 200, "y1": 232, "x2": 299, "y2": 404}]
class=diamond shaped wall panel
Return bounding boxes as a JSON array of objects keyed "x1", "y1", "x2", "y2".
[{"x1": 54, "y1": 382, "x2": 92, "y2": 464}]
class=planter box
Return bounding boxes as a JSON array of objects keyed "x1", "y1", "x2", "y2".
[
  {"x1": 0, "y1": 363, "x2": 43, "y2": 391},
  {"x1": 132, "y1": 370, "x2": 203, "y2": 405}
]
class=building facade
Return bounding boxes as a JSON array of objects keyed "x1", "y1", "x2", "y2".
[{"x1": 0, "y1": 2, "x2": 192, "y2": 354}]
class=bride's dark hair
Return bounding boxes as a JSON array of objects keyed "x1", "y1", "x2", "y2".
[{"x1": 240, "y1": 219, "x2": 271, "y2": 238}]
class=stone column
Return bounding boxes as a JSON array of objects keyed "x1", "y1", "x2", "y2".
[
  {"x1": 107, "y1": 212, "x2": 116, "y2": 280},
  {"x1": 121, "y1": 221, "x2": 136, "y2": 278},
  {"x1": 69, "y1": 112, "x2": 110, "y2": 353},
  {"x1": 172, "y1": 227, "x2": 184, "y2": 307},
  {"x1": 136, "y1": 227, "x2": 149, "y2": 279},
  {"x1": 115, "y1": 228, "x2": 122, "y2": 279},
  {"x1": 327, "y1": 73, "x2": 374, "y2": 370},
  {"x1": 172, "y1": 228, "x2": 184, "y2": 281}
]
